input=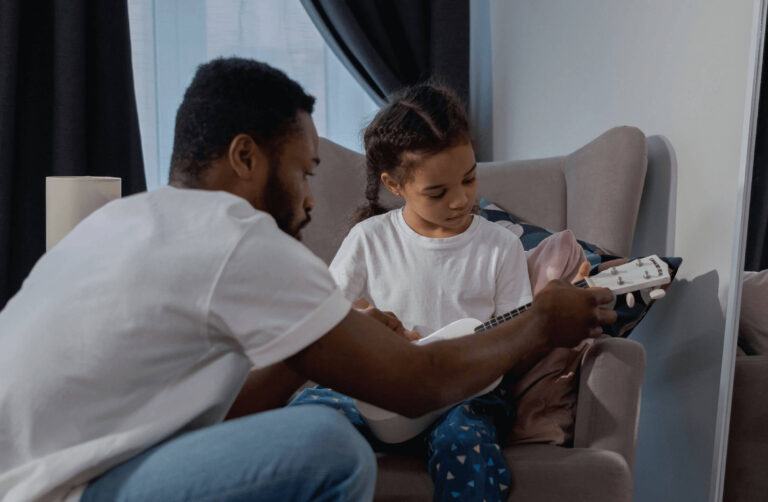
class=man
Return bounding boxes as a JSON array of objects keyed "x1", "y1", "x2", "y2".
[{"x1": 0, "y1": 58, "x2": 616, "y2": 502}]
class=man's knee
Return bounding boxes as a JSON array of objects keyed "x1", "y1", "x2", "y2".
[
  {"x1": 309, "y1": 406, "x2": 376, "y2": 461},
  {"x1": 306, "y1": 407, "x2": 377, "y2": 496}
]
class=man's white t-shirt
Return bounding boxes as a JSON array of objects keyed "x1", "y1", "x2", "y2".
[
  {"x1": 329, "y1": 208, "x2": 532, "y2": 336},
  {"x1": 0, "y1": 186, "x2": 351, "y2": 502}
]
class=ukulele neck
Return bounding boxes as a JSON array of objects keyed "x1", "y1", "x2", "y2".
[{"x1": 473, "y1": 279, "x2": 589, "y2": 333}]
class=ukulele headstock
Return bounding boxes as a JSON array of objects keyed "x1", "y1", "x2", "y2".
[{"x1": 585, "y1": 255, "x2": 671, "y2": 295}]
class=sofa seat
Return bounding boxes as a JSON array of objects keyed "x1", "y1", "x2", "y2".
[{"x1": 374, "y1": 445, "x2": 632, "y2": 502}]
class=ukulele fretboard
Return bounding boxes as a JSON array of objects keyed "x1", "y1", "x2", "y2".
[{"x1": 473, "y1": 278, "x2": 589, "y2": 333}]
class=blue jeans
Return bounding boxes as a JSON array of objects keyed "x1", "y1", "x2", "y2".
[{"x1": 82, "y1": 406, "x2": 377, "y2": 502}]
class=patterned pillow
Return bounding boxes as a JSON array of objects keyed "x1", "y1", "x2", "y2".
[
  {"x1": 477, "y1": 198, "x2": 682, "y2": 338},
  {"x1": 478, "y1": 199, "x2": 606, "y2": 271}
]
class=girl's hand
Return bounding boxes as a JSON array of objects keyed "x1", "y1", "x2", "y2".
[
  {"x1": 359, "y1": 306, "x2": 421, "y2": 341},
  {"x1": 573, "y1": 260, "x2": 592, "y2": 283}
]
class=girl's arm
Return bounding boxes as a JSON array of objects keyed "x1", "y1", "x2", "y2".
[
  {"x1": 357, "y1": 304, "x2": 421, "y2": 341},
  {"x1": 352, "y1": 299, "x2": 370, "y2": 309},
  {"x1": 333, "y1": 231, "x2": 419, "y2": 340},
  {"x1": 494, "y1": 235, "x2": 534, "y2": 314},
  {"x1": 328, "y1": 226, "x2": 368, "y2": 303},
  {"x1": 353, "y1": 297, "x2": 420, "y2": 340}
]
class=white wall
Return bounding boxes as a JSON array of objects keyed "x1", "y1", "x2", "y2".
[{"x1": 485, "y1": 1, "x2": 760, "y2": 500}]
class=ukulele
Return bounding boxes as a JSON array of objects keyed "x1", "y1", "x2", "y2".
[{"x1": 355, "y1": 255, "x2": 671, "y2": 444}]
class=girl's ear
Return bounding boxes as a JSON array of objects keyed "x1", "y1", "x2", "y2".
[{"x1": 380, "y1": 172, "x2": 402, "y2": 197}]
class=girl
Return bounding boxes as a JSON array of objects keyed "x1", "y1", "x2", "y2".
[
  {"x1": 293, "y1": 83, "x2": 532, "y2": 502},
  {"x1": 331, "y1": 86, "x2": 531, "y2": 340}
]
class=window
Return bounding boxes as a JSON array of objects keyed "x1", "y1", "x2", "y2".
[{"x1": 128, "y1": 0, "x2": 379, "y2": 189}]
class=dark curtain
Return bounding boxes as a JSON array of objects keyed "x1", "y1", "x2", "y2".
[
  {"x1": 0, "y1": 0, "x2": 146, "y2": 309},
  {"x1": 300, "y1": 0, "x2": 469, "y2": 106},
  {"x1": 745, "y1": 30, "x2": 768, "y2": 271}
]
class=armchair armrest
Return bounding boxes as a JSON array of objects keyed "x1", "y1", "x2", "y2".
[
  {"x1": 727, "y1": 355, "x2": 768, "y2": 440},
  {"x1": 573, "y1": 336, "x2": 645, "y2": 472},
  {"x1": 724, "y1": 355, "x2": 768, "y2": 501}
]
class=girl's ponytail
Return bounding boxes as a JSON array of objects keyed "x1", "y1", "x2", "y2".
[{"x1": 352, "y1": 167, "x2": 389, "y2": 222}]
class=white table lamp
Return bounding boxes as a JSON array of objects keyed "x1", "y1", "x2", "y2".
[{"x1": 45, "y1": 176, "x2": 122, "y2": 251}]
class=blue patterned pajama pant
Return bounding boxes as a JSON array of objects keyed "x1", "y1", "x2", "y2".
[{"x1": 288, "y1": 386, "x2": 514, "y2": 502}]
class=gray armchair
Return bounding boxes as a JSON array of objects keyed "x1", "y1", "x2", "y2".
[
  {"x1": 303, "y1": 126, "x2": 653, "y2": 501},
  {"x1": 724, "y1": 356, "x2": 768, "y2": 501}
]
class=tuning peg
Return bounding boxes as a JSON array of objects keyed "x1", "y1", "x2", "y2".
[
  {"x1": 610, "y1": 267, "x2": 618, "y2": 275},
  {"x1": 625, "y1": 292, "x2": 635, "y2": 308},
  {"x1": 649, "y1": 288, "x2": 666, "y2": 300}
]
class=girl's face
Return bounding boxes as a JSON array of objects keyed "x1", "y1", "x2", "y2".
[{"x1": 382, "y1": 142, "x2": 477, "y2": 238}]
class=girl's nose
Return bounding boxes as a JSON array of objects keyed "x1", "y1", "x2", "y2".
[{"x1": 449, "y1": 190, "x2": 469, "y2": 209}]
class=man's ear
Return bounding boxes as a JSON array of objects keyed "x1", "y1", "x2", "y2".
[
  {"x1": 380, "y1": 172, "x2": 402, "y2": 197},
  {"x1": 228, "y1": 133, "x2": 269, "y2": 180}
]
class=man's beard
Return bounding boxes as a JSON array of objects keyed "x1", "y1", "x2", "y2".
[{"x1": 263, "y1": 164, "x2": 310, "y2": 239}]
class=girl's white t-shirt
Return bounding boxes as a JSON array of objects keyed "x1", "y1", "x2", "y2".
[
  {"x1": 329, "y1": 208, "x2": 532, "y2": 336},
  {"x1": 0, "y1": 186, "x2": 350, "y2": 502}
]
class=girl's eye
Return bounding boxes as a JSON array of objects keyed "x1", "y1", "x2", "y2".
[
  {"x1": 462, "y1": 177, "x2": 476, "y2": 185},
  {"x1": 428, "y1": 190, "x2": 447, "y2": 199}
]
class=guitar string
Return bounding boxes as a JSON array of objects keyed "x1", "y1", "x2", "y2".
[
  {"x1": 474, "y1": 279, "x2": 589, "y2": 333},
  {"x1": 472, "y1": 257, "x2": 670, "y2": 333}
]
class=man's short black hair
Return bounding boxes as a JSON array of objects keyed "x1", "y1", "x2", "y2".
[{"x1": 169, "y1": 57, "x2": 316, "y2": 186}]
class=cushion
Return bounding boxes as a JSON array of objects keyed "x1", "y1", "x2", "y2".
[
  {"x1": 739, "y1": 270, "x2": 768, "y2": 355},
  {"x1": 478, "y1": 199, "x2": 681, "y2": 446},
  {"x1": 478, "y1": 198, "x2": 682, "y2": 338},
  {"x1": 506, "y1": 230, "x2": 592, "y2": 446},
  {"x1": 479, "y1": 198, "x2": 607, "y2": 270},
  {"x1": 506, "y1": 340, "x2": 592, "y2": 447},
  {"x1": 524, "y1": 228, "x2": 585, "y2": 294}
]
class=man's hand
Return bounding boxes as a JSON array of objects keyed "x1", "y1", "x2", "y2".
[
  {"x1": 530, "y1": 279, "x2": 617, "y2": 349},
  {"x1": 359, "y1": 306, "x2": 421, "y2": 341}
]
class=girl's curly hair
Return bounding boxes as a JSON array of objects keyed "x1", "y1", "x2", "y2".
[{"x1": 354, "y1": 82, "x2": 472, "y2": 223}]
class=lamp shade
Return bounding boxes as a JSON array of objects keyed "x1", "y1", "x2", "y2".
[{"x1": 45, "y1": 176, "x2": 122, "y2": 251}]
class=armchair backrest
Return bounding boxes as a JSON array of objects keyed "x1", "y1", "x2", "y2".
[
  {"x1": 304, "y1": 126, "x2": 650, "y2": 262},
  {"x1": 476, "y1": 126, "x2": 648, "y2": 256}
]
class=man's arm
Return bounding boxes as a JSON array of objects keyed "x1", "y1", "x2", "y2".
[
  {"x1": 225, "y1": 362, "x2": 307, "y2": 420},
  {"x1": 285, "y1": 280, "x2": 616, "y2": 418},
  {"x1": 225, "y1": 303, "x2": 422, "y2": 419}
]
